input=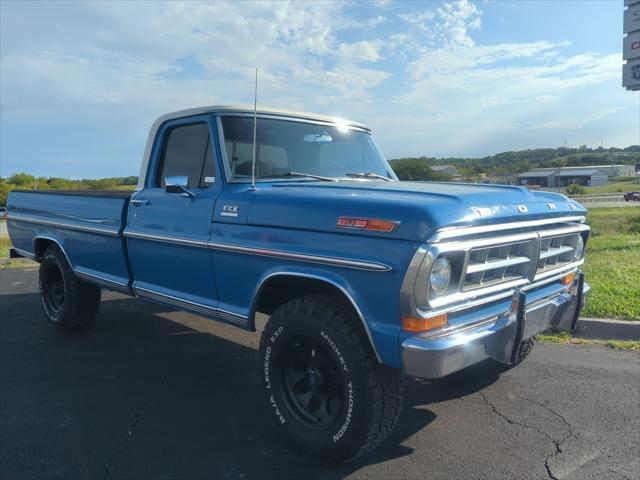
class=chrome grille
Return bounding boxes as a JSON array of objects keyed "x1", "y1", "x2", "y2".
[
  {"x1": 463, "y1": 240, "x2": 536, "y2": 291},
  {"x1": 537, "y1": 232, "x2": 580, "y2": 275}
]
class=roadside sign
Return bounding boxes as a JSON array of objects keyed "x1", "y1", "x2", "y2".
[
  {"x1": 624, "y1": 2, "x2": 640, "y2": 90},
  {"x1": 623, "y1": 57, "x2": 640, "y2": 90},
  {"x1": 624, "y1": 3, "x2": 640, "y2": 34},
  {"x1": 624, "y1": 31, "x2": 640, "y2": 60}
]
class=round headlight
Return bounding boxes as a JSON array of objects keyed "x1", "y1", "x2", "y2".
[
  {"x1": 574, "y1": 235, "x2": 584, "y2": 260},
  {"x1": 429, "y1": 257, "x2": 452, "y2": 297}
]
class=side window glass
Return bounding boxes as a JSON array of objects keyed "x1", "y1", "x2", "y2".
[{"x1": 157, "y1": 123, "x2": 215, "y2": 188}]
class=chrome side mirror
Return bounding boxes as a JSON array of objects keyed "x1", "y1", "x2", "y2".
[{"x1": 165, "y1": 176, "x2": 197, "y2": 198}]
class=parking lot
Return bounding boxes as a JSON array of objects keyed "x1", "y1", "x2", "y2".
[{"x1": 1, "y1": 268, "x2": 639, "y2": 480}]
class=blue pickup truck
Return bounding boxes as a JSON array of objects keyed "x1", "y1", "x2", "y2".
[{"x1": 7, "y1": 105, "x2": 590, "y2": 463}]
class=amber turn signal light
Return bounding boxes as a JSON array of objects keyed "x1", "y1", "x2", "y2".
[
  {"x1": 561, "y1": 272, "x2": 575, "y2": 286},
  {"x1": 366, "y1": 220, "x2": 399, "y2": 233},
  {"x1": 401, "y1": 313, "x2": 448, "y2": 333}
]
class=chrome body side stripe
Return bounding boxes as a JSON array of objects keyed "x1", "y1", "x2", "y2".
[
  {"x1": 134, "y1": 286, "x2": 248, "y2": 327},
  {"x1": 124, "y1": 230, "x2": 392, "y2": 272},
  {"x1": 124, "y1": 230, "x2": 208, "y2": 248},
  {"x1": 8, "y1": 214, "x2": 119, "y2": 236},
  {"x1": 206, "y1": 242, "x2": 391, "y2": 271},
  {"x1": 74, "y1": 270, "x2": 130, "y2": 293}
]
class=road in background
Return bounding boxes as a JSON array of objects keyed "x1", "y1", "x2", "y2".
[
  {"x1": 0, "y1": 220, "x2": 7, "y2": 238},
  {"x1": 1, "y1": 269, "x2": 639, "y2": 480}
]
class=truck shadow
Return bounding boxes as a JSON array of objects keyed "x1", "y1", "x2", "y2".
[{"x1": 1, "y1": 291, "x2": 504, "y2": 480}]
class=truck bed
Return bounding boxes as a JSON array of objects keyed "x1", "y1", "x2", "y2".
[
  {"x1": 7, "y1": 189, "x2": 133, "y2": 292},
  {"x1": 11, "y1": 189, "x2": 134, "y2": 198}
]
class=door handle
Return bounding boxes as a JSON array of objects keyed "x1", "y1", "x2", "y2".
[{"x1": 130, "y1": 198, "x2": 150, "y2": 207}]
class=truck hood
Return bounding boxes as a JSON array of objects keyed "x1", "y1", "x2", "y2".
[{"x1": 246, "y1": 181, "x2": 586, "y2": 242}]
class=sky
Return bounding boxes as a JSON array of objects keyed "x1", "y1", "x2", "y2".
[{"x1": 1, "y1": 0, "x2": 638, "y2": 178}]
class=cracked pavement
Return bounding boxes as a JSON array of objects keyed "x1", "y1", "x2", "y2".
[{"x1": 1, "y1": 269, "x2": 639, "y2": 480}]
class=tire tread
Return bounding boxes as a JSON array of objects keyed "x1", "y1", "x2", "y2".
[
  {"x1": 40, "y1": 245, "x2": 101, "y2": 331},
  {"x1": 259, "y1": 294, "x2": 405, "y2": 463}
]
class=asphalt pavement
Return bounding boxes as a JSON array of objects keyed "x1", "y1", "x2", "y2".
[{"x1": 1, "y1": 268, "x2": 639, "y2": 480}]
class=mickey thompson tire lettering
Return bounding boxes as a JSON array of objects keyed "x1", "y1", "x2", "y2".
[{"x1": 258, "y1": 294, "x2": 406, "y2": 464}]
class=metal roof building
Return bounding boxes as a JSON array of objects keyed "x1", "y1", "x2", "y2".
[
  {"x1": 431, "y1": 165, "x2": 460, "y2": 176},
  {"x1": 517, "y1": 167, "x2": 608, "y2": 187}
]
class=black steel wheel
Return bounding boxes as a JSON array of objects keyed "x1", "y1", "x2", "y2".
[
  {"x1": 280, "y1": 337, "x2": 344, "y2": 430},
  {"x1": 42, "y1": 260, "x2": 66, "y2": 314}
]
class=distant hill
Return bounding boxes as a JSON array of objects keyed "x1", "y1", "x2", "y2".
[{"x1": 390, "y1": 145, "x2": 640, "y2": 178}]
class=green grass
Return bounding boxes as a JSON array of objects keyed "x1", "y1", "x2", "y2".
[
  {"x1": 0, "y1": 236, "x2": 10, "y2": 258},
  {"x1": 582, "y1": 180, "x2": 640, "y2": 195},
  {"x1": 582, "y1": 208, "x2": 640, "y2": 320},
  {"x1": 537, "y1": 331, "x2": 640, "y2": 351},
  {"x1": 0, "y1": 236, "x2": 37, "y2": 269},
  {"x1": 585, "y1": 207, "x2": 640, "y2": 236}
]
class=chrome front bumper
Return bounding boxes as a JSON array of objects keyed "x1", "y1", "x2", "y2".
[{"x1": 401, "y1": 273, "x2": 590, "y2": 379}]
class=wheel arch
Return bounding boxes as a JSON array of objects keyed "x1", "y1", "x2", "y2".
[
  {"x1": 33, "y1": 235, "x2": 72, "y2": 267},
  {"x1": 251, "y1": 271, "x2": 382, "y2": 363}
]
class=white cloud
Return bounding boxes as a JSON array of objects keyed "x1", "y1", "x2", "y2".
[
  {"x1": 342, "y1": 15, "x2": 386, "y2": 30},
  {"x1": 373, "y1": 0, "x2": 395, "y2": 8},
  {"x1": 399, "y1": 0, "x2": 482, "y2": 47},
  {"x1": 0, "y1": 1, "x2": 390, "y2": 123},
  {"x1": 337, "y1": 40, "x2": 384, "y2": 62},
  {"x1": 0, "y1": 0, "x2": 635, "y2": 177},
  {"x1": 390, "y1": 1, "x2": 620, "y2": 135}
]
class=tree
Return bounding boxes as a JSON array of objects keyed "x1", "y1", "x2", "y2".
[
  {"x1": 7, "y1": 173, "x2": 36, "y2": 187},
  {"x1": 513, "y1": 161, "x2": 530, "y2": 173},
  {"x1": 390, "y1": 159, "x2": 451, "y2": 181}
]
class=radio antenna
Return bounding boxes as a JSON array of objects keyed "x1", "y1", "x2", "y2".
[{"x1": 250, "y1": 67, "x2": 258, "y2": 191}]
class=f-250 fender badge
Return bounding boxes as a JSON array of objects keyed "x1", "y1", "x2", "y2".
[
  {"x1": 516, "y1": 205, "x2": 528, "y2": 213},
  {"x1": 221, "y1": 204, "x2": 239, "y2": 217}
]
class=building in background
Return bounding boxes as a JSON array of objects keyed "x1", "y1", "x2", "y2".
[
  {"x1": 517, "y1": 166, "x2": 615, "y2": 187},
  {"x1": 595, "y1": 164, "x2": 637, "y2": 177},
  {"x1": 430, "y1": 165, "x2": 460, "y2": 177}
]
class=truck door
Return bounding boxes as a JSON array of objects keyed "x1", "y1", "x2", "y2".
[{"x1": 125, "y1": 115, "x2": 222, "y2": 313}]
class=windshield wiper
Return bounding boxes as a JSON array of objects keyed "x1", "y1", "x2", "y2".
[
  {"x1": 344, "y1": 172, "x2": 393, "y2": 181},
  {"x1": 259, "y1": 172, "x2": 338, "y2": 182}
]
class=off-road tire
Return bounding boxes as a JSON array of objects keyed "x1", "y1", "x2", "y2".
[
  {"x1": 39, "y1": 244, "x2": 101, "y2": 331},
  {"x1": 514, "y1": 337, "x2": 535, "y2": 365},
  {"x1": 258, "y1": 294, "x2": 405, "y2": 464}
]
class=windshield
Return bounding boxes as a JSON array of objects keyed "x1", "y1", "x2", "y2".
[{"x1": 219, "y1": 116, "x2": 397, "y2": 182}]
